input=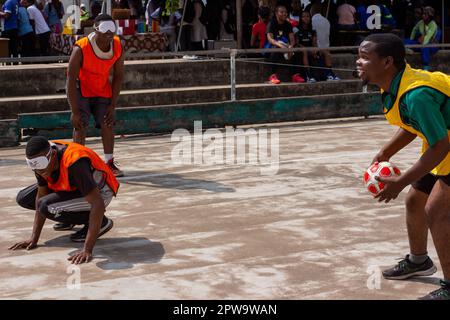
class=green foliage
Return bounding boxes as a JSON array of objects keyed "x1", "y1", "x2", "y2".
[{"x1": 162, "y1": 0, "x2": 180, "y2": 17}]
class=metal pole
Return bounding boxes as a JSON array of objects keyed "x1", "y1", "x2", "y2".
[
  {"x1": 236, "y1": 0, "x2": 242, "y2": 49},
  {"x1": 230, "y1": 49, "x2": 236, "y2": 101},
  {"x1": 443, "y1": 0, "x2": 446, "y2": 43},
  {"x1": 175, "y1": 0, "x2": 188, "y2": 52}
]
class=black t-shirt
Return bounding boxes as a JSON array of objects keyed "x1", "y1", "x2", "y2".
[
  {"x1": 36, "y1": 146, "x2": 98, "y2": 197},
  {"x1": 267, "y1": 18, "x2": 293, "y2": 43},
  {"x1": 296, "y1": 27, "x2": 316, "y2": 47}
]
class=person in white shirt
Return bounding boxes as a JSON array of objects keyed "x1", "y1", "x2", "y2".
[
  {"x1": 23, "y1": 0, "x2": 50, "y2": 55},
  {"x1": 311, "y1": 3, "x2": 339, "y2": 81},
  {"x1": 336, "y1": 0, "x2": 356, "y2": 30}
]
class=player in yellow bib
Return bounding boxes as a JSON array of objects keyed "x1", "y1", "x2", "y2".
[{"x1": 357, "y1": 33, "x2": 450, "y2": 300}]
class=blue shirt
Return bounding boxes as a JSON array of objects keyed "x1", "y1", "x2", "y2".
[
  {"x1": 2, "y1": 0, "x2": 19, "y2": 31},
  {"x1": 43, "y1": 2, "x2": 64, "y2": 28},
  {"x1": 17, "y1": 6, "x2": 33, "y2": 36}
]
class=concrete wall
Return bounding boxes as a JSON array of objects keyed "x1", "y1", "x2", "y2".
[{"x1": 2, "y1": 51, "x2": 448, "y2": 99}]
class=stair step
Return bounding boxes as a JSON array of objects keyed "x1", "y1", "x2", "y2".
[{"x1": 0, "y1": 80, "x2": 375, "y2": 118}]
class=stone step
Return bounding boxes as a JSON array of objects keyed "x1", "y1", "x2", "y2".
[
  {"x1": 0, "y1": 80, "x2": 375, "y2": 118},
  {"x1": 0, "y1": 52, "x2": 395, "y2": 98}
]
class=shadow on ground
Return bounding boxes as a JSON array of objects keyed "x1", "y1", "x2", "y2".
[
  {"x1": 118, "y1": 171, "x2": 235, "y2": 193},
  {"x1": 45, "y1": 236, "x2": 165, "y2": 270}
]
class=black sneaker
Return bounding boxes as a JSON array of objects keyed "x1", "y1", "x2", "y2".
[
  {"x1": 70, "y1": 224, "x2": 89, "y2": 242},
  {"x1": 382, "y1": 254, "x2": 437, "y2": 280},
  {"x1": 70, "y1": 218, "x2": 114, "y2": 243},
  {"x1": 419, "y1": 280, "x2": 450, "y2": 300},
  {"x1": 53, "y1": 222, "x2": 75, "y2": 231}
]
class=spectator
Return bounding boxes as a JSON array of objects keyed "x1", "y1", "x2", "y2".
[
  {"x1": 204, "y1": 0, "x2": 221, "y2": 40},
  {"x1": 405, "y1": 6, "x2": 423, "y2": 37},
  {"x1": 220, "y1": 0, "x2": 236, "y2": 40},
  {"x1": 90, "y1": 1, "x2": 102, "y2": 20},
  {"x1": 242, "y1": 0, "x2": 258, "y2": 48},
  {"x1": 145, "y1": 0, "x2": 162, "y2": 27},
  {"x1": 0, "y1": 0, "x2": 19, "y2": 57},
  {"x1": 356, "y1": 0, "x2": 369, "y2": 30},
  {"x1": 293, "y1": 10, "x2": 320, "y2": 82},
  {"x1": 405, "y1": 6, "x2": 441, "y2": 70},
  {"x1": 80, "y1": 4, "x2": 89, "y2": 22},
  {"x1": 43, "y1": 0, "x2": 63, "y2": 33},
  {"x1": 128, "y1": 0, "x2": 145, "y2": 18},
  {"x1": 251, "y1": 5, "x2": 270, "y2": 48},
  {"x1": 336, "y1": 0, "x2": 356, "y2": 30},
  {"x1": 17, "y1": 0, "x2": 35, "y2": 56},
  {"x1": 190, "y1": 0, "x2": 207, "y2": 50},
  {"x1": 160, "y1": 9, "x2": 178, "y2": 51},
  {"x1": 266, "y1": 5, "x2": 304, "y2": 84},
  {"x1": 24, "y1": 0, "x2": 50, "y2": 56},
  {"x1": 369, "y1": 0, "x2": 396, "y2": 29},
  {"x1": 311, "y1": 3, "x2": 339, "y2": 80},
  {"x1": 288, "y1": 0, "x2": 301, "y2": 29}
]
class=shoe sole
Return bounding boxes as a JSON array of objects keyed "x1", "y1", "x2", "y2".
[
  {"x1": 98, "y1": 219, "x2": 114, "y2": 238},
  {"x1": 383, "y1": 265, "x2": 437, "y2": 280},
  {"x1": 70, "y1": 220, "x2": 114, "y2": 243}
]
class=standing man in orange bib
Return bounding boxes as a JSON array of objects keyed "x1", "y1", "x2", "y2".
[{"x1": 66, "y1": 14, "x2": 125, "y2": 180}]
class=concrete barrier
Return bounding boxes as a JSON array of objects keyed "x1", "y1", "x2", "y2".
[
  {"x1": 0, "y1": 80, "x2": 374, "y2": 118},
  {"x1": 16, "y1": 92, "x2": 382, "y2": 141},
  {"x1": 0, "y1": 119, "x2": 19, "y2": 147}
]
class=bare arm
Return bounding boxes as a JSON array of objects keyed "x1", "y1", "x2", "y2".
[
  {"x1": 68, "y1": 187, "x2": 106, "y2": 264},
  {"x1": 9, "y1": 185, "x2": 50, "y2": 250},
  {"x1": 376, "y1": 136, "x2": 450, "y2": 202},
  {"x1": 267, "y1": 33, "x2": 286, "y2": 48},
  {"x1": 104, "y1": 47, "x2": 125, "y2": 127},
  {"x1": 399, "y1": 137, "x2": 450, "y2": 187},
  {"x1": 111, "y1": 48, "x2": 125, "y2": 109}
]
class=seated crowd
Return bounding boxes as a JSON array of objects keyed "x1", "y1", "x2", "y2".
[{"x1": 0, "y1": 0, "x2": 445, "y2": 75}]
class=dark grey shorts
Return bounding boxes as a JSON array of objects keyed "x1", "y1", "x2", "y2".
[
  {"x1": 412, "y1": 172, "x2": 450, "y2": 195},
  {"x1": 76, "y1": 84, "x2": 112, "y2": 129}
]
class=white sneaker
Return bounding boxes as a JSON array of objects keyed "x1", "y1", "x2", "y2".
[
  {"x1": 327, "y1": 74, "x2": 340, "y2": 81},
  {"x1": 307, "y1": 77, "x2": 317, "y2": 83}
]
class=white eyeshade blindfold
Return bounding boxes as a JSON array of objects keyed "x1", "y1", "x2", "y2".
[
  {"x1": 26, "y1": 146, "x2": 52, "y2": 170},
  {"x1": 95, "y1": 20, "x2": 117, "y2": 34}
]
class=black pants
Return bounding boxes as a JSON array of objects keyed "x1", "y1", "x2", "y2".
[
  {"x1": 267, "y1": 52, "x2": 305, "y2": 82},
  {"x1": 37, "y1": 31, "x2": 51, "y2": 56},
  {"x1": 16, "y1": 184, "x2": 113, "y2": 225},
  {"x1": 2, "y1": 28, "x2": 18, "y2": 57},
  {"x1": 19, "y1": 32, "x2": 36, "y2": 57}
]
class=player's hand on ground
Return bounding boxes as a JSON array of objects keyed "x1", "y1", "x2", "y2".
[
  {"x1": 9, "y1": 239, "x2": 37, "y2": 251},
  {"x1": 71, "y1": 113, "x2": 83, "y2": 130},
  {"x1": 104, "y1": 106, "x2": 115, "y2": 127},
  {"x1": 68, "y1": 249, "x2": 93, "y2": 264},
  {"x1": 374, "y1": 176, "x2": 405, "y2": 203}
]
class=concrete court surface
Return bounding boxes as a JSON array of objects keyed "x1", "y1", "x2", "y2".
[{"x1": 0, "y1": 117, "x2": 444, "y2": 300}]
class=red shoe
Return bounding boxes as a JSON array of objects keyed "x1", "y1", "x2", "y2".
[
  {"x1": 268, "y1": 74, "x2": 281, "y2": 84},
  {"x1": 107, "y1": 158, "x2": 124, "y2": 177},
  {"x1": 292, "y1": 73, "x2": 305, "y2": 83}
]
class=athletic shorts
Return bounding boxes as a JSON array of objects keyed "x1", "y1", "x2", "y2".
[
  {"x1": 75, "y1": 82, "x2": 112, "y2": 129},
  {"x1": 412, "y1": 172, "x2": 450, "y2": 195}
]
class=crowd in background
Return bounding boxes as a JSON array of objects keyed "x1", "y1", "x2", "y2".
[{"x1": 0, "y1": 0, "x2": 447, "y2": 59}]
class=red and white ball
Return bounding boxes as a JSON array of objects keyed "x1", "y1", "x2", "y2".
[{"x1": 363, "y1": 161, "x2": 401, "y2": 196}]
